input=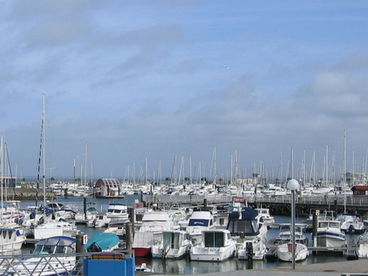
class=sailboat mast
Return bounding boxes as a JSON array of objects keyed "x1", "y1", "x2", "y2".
[
  {"x1": 0, "y1": 136, "x2": 3, "y2": 219},
  {"x1": 42, "y1": 94, "x2": 46, "y2": 209},
  {"x1": 343, "y1": 129, "x2": 347, "y2": 213}
]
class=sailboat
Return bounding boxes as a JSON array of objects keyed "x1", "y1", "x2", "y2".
[
  {"x1": 32, "y1": 95, "x2": 78, "y2": 240},
  {"x1": 0, "y1": 136, "x2": 26, "y2": 252}
]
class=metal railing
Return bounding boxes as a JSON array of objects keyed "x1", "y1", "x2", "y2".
[{"x1": 0, "y1": 250, "x2": 132, "y2": 276}]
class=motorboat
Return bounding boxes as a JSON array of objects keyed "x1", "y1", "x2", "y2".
[
  {"x1": 33, "y1": 220, "x2": 78, "y2": 240},
  {"x1": 237, "y1": 236, "x2": 266, "y2": 260},
  {"x1": 356, "y1": 232, "x2": 368, "y2": 258},
  {"x1": 106, "y1": 203, "x2": 129, "y2": 223},
  {"x1": 104, "y1": 222, "x2": 126, "y2": 239},
  {"x1": 338, "y1": 214, "x2": 365, "y2": 234},
  {"x1": 276, "y1": 224, "x2": 308, "y2": 262},
  {"x1": 255, "y1": 208, "x2": 275, "y2": 226},
  {"x1": 226, "y1": 207, "x2": 268, "y2": 260},
  {"x1": 85, "y1": 233, "x2": 120, "y2": 252},
  {"x1": 87, "y1": 214, "x2": 110, "y2": 228},
  {"x1": 75, "y1": 207, "x2": 98, "y2": 224},
  {"x1": 7, "y1": 236, "x2": 76, "y2": 275},
  {"x1": 277, "y1": 242, "x2": 308, "y2": 262},
  {"x1": 152, "y1": 230, "x2": 191, "y2": 259},
  {"x1": 0, "y1": 228, "x2": 25, "y2": 253},
  {"x1": 133, "y1": 211, "x2": 174, "y2": 257},
  {"x1": 317, "y1": 219, "x2": 346, "y2": 248},
  {"x1": 190, "y1": 229, "x2": 236, "y2": 262},
  {"x1": 227, "y1": 207, "x2": 267, "y2": 241},
  {"x1": 278, "y1": 223, "x2": 308, "y2": 245},
  {"x1": 186, "y1": 211, "x2": 214, "y2": 245}
]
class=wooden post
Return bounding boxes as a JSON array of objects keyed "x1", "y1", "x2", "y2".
[
  {"x1": 76, "y1": 233, "x2": 84, "y2": 273},
  {"x1": 126, "y1": 222, "x2": 133, "y2": 257},
  {"x1": 312, "y1": 213, "x2": 318, "y2": 247},
  {"x1": 83, "y1": 197, "x2": 87, "y2": 220}
]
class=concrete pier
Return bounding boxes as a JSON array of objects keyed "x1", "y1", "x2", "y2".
[{"x1": 5, "y1": 188, "x2": 55, "y2": 200}]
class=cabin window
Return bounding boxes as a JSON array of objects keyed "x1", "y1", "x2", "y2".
[
  {"x1": 319, "y1": 222, "x2": 328, "y2": 228},
  {"x1": 329, "y1": 222, "x2": 339, "y2": 228},
  {"x1": 55, "y1": 246, "x2": 65, "y2": 254},
  {"x1": 188, "y1": 219, "x2": 209, "y2": 227},
  {"x1": 228, "y1": 220, "x2": 255, "y2": 234},
  {"x1": 34, "y1": 245, "x2": 43, "y2": 254},
  {"x1": 204, "y1": 232, "x2": 224, "y2": 247},
  {"x1": 41, "y1": 245, "x2": 54, "y2": 254}
]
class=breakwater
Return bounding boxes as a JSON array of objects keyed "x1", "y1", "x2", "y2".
[{"x1": 5, "y1": 188, "x2": 55, "y2": 200}]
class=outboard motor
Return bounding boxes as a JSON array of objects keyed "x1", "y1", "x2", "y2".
[{"x1": 246, "y1": 241, "x2": 254, "y2": 261}]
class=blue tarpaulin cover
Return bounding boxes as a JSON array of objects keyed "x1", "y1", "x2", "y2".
[{"x1": 85, "y1": 233, "x2": 120, "y2": 251}]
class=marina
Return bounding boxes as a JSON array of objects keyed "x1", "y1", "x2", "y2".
[
  {"x1": 0, "y1": 187, "x2": 365, "y2": 275},
  {"x1": 2, "y1": 1, "x2": 368, "y2": 275}
]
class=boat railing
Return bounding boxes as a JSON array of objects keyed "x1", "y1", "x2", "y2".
[{"x1": 0, "y1": 249, "x2": 134, "y2": 276}]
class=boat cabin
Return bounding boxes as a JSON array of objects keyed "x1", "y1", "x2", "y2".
[
  {"x1": 163, "y1": 231, "x2": 189, "y2": 250},
  {"x1": 188, "y1": 211, "x2": 213, "y2": 227},
  {"x1": 33, "y1": 236, "x2": 76, "y2": 255},
  {"x1": 318, "y1": 221, "x2": 340, "y2": 229},
  {"x1": 227, "y1": 208, "x2": 263, "y2": 236},
  {"x1": 107, "y1": 204, "x2": 128, "y2": 215},
  {"x1": 203, "y1": 230, "x2": 232, "y2": 248}
]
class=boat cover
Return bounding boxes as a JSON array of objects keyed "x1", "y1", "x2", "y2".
[{"x1": 85, "y1": 233, "x2": 120, "y2": 251}]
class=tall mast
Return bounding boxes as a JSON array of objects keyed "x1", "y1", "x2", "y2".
[
  {"x1": 343, "y1": 129, "x2": 347, "y2": 213},
  {"x1": 213, "y1": 147, "x2": 217, "y2": 184},
  {"x1": 73, "y1": 158, "x2": 76, "y2": 182},
  {"x1": 326, "y1": 145, "x2": 329, "y2": 186},
  {"x1": 0, "y1": 136, "x2": 3, "y2": 219},
  {"x1": 84, "y1": 143, "x2": 88, "y2": 186},
  {"x1": 303, "y1": 150, "x2": 306, "y2": 186},
  {"x1": 343, "y1": 129, "x2": 347, "y2": 185},
  {"x1": 291, "y1": 148, "x2": 294, "y2": 179},
  {"x1": 42, "y1": 94, "x2": 46, "y2": 209},
  {"x1": 189, "y1": 157, "x2": 192, "y2": 185}
]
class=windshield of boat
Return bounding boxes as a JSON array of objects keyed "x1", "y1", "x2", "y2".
[
  {"x1": 188, "y1": 219, "x2": 209, "y2": 227},
  {"x1": 34, "y1": 245, "x2": 55, "y2": 254},
  {"x1": 319, "y1": 221, "x2": 339, "y2": 228},
  {"x1": 227, "y1": 220, "x2": 257, "y2": 235}
]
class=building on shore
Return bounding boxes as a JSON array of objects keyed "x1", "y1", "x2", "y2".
[{"x1": 94, "y1": 178, "x2": 123, "y2": 198}]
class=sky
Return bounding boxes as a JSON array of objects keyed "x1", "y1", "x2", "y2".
[{"x1": 1, "y1": 0, "x2": 368, "y2": 179}]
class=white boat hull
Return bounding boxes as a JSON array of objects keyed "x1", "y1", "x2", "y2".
[
  {"x1": 277, "y1": 243, "x2": 308, "y2": 262},
  {"x1": 190, "y1": 243, "x2": 236, "y2": 262},
  {"x1": 357, "y1": 243, "x2": 368, "y2": 258},
  {"x1": 0, "y1": 239, "x2": 24, "y2": 252},
  {"x1": 237, "y1": 240, "x2": 266, "y2": 260},
  {"x1": 8, "y1": 257, "x2": 76, "y2": 276},
  {"x1": 152, "y1": 246, "x2": 189, "y2": 259},
  {"x1": 317, "y1": 233, "x2": 345, "y2": 248}
]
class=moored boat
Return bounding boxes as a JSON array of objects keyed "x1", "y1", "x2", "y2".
[{"x1": 190, "y1": 229, "x2": 236, "y2": 262}]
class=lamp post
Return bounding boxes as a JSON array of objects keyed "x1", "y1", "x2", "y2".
[{"x1": 287, "y1": 179, "x2": 300, "y2": 270}]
